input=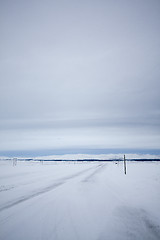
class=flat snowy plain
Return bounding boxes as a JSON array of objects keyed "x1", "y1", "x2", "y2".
[{"x1": 0, "y1": 160, "x2": 160, "y2": 240}]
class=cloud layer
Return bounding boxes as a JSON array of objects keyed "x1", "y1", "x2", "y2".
[{"x1": 0, "y1": 0, "x2": 160, "y2": 152}]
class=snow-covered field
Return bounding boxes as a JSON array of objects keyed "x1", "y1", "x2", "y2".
[{"x1": 0, "y1": 160, "x2": 160, "y2": 240}]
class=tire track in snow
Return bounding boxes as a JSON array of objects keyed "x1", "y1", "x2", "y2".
[
  {"x1": 82, "y1": 163, "x2": 107, "y2": 182},
  {"x1": 0, "y1": 181, "x2": 64, "y2": 213},
  {"x1": 0, "y1": 164, "x2": 100, "y2": 212}
]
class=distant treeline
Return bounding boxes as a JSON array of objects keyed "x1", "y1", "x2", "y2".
[
  {"x1": 2, "y1": 158, "x2": 160, "y2": 162},
  {"x1": 27, "y1": 159, "x2": 160, "y2": 162}
]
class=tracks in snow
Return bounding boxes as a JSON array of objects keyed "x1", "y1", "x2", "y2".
[{"x1": 0, "y1": 163, "x2": 106, "y2": 212}]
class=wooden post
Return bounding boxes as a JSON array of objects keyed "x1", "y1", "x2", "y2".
[
  {"x1": 13, "y1": 158, "x2": 17, "y2": 166},
  {"x1": 124, "y1": 154, "x2": 127, "y2": 175}
]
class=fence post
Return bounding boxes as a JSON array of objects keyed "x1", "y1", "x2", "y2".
[
  {"x1": 13, "y1": 158, "x2": 17, "y2": 166},
  {"x1": 124, "y1": 154, "x2": 127, "y2": 175}
]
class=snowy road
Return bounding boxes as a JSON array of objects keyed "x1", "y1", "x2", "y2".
[{"x1": 0, "y1": 161, "x2": 160, "y2": 240}]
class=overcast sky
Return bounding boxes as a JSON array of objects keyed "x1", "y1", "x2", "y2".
[{"x1": 0, "y1": 0, "x2": 160, "y2": 155}]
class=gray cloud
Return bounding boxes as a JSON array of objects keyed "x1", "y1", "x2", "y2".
[{"x1": 0, "y1": 0, "x2": 160, "y2": 152}]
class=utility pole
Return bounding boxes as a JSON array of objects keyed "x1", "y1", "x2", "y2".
[{"x1": 124, "y1": 154, "x2": 127, "y2": 175}]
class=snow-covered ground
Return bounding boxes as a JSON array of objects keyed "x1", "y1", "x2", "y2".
[{"x1": 0, "y1": 160, "x2": 160, "y2": 240}]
